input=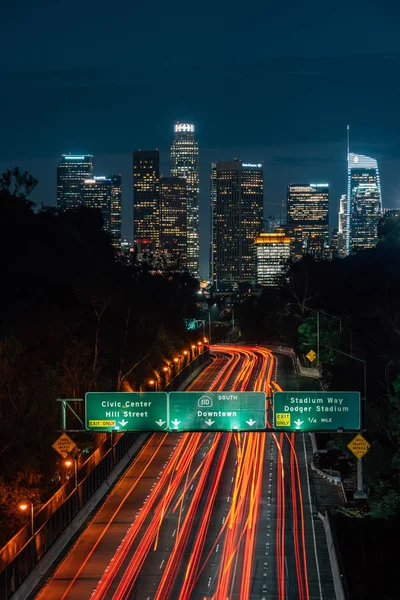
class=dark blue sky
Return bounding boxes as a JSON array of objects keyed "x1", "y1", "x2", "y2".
[{"x1": 1, "y1": 0, "x2": 400, "y2": 276}]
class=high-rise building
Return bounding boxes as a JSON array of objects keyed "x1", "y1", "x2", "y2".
[
  {"x1": 255, "y1": 233, "x2": 291, "y2": 286},
  {"x1": 264, "y1": 215, "x2": 283, "y2": 233},
  {"x1": 57, "y1": 154, "x2": 94, "y2": 210},
  {"x1": 110, "y1": 174, "x2": 122, "y2": 248},
  {"x1": 160, "y1": 177, "x2": 188, "y2": 269},
  {"x1": 347, "y1": 153, "x2": 382, "y2": 254},
  {"x1": 81, "y1": 176, "x2": 112, "y2": 233},
  {"x1": 171, "y1": 122, "x2": 199, "y2": 277},
  {"x1": 337, "y1": 194, "x2": 348, "y2": 257},
  {"x1": 133, "y1": 150, "x2": 160, "y2": 252},
  {"x1": 286, "y1": 183, "x2": 329, "y2": 259},
  {"x1": 211, "y1": 160, "x2": 264, "y2": 286}
]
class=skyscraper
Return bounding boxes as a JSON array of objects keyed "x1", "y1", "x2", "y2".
[
  {"x1": 211, "y1": 160, "x2": 264, "y2": 286},
  {"x1": 57, "y1": 154, "x2": 94, "y2": 210},
  {"x1": 347, "y1": 153, "x2": 382, "y2": 254},
  {"x1": 171, "y1": 122, "x2": 199, "y2": 277},
  {"x1": 337, "y1": 194, "x2": 348, "y2": 257},
  {"x1": 81, "y1": 176, "x2": 112, "y2": 233},
  {"x1": 286, "y1": 183, "x2": 329, "y2": 259},
  {"x1": 110, "y1": 174, "x2": 122, "y2": 248},
  {"x1": 255, "y1": 233, "x2": 291, "y2": 286},
  {"x1": 160, "y1": 177, "x2": 188, "y2": 268},
  {"x1": 133, "y1": 150, "x2": 160, "y2": 252}
]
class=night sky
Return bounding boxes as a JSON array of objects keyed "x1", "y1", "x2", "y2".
[{"x1": 1, "y1": 0, "x2": 400, "y2": 277}]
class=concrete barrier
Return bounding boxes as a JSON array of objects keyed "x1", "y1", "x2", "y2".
[
  {"x1": 318, "y1": 511, "x2": 347, "y2": 600},
  {"x1": 10, "y1": 433, "x2": 148, "y2": 600}
]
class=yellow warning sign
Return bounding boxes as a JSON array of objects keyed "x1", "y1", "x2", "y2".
[
  {"x1": 52, "y1": 433, "x2": 77, "y2": 458},
  {"x1": 306, "y1": 349, "x2": 317, "y2": 362},
  {"x1": 88, "y1": 420, "x2": 116, "y2": 428},
  {"x1": 347, "y1": 433, "x2": 370, "y2": 460},
  {"x1": 276, "y1": 413, "x2": 291, "y2": 427}
]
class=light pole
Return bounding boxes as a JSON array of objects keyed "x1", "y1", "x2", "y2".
[
  {"x1": 287, "y1": 303, "x2": 342, "y2": 366},
  {"x1": 64, "y1": 458, "x2": 78, "y2": 489},
  {"x1": 148, "y1": 379, "x2": 158, "y2": 391},
  {"x1": 321, "y1": 343, "x2": 367, "y2": 499},
  {"x1": 19, "y1": 501, "x2": 34, "y2": 538}
]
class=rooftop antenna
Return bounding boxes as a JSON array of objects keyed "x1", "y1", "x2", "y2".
[{"x1": 347, "y1": 124, "x2": 350, "y2": 161}]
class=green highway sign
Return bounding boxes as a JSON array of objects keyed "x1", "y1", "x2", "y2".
[
  {"x1": 273, "y1": 391, "x2": 361, "y2": 431},
  {"x1": 169, "y1": 391, "x2": 266, "y2": 431},
  {"x1": 85, "y1": 392, "x2": 169, "y2": 432}
]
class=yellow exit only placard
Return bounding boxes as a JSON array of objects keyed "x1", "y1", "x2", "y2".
[
  {"x1": 275, "y1": 413, "x2": 291, "y2": 426},
  {"x1": 88, "y1": 420, "x2": 116, "y2": 428}
]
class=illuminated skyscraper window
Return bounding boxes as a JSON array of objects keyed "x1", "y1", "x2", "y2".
[
  {"x1": 57, "y1": 154, "x2": 94, "y2": 210},
  {"x1": 81, "y1": 176, "x2": 112, "y2": 232},
  {"x1": 171, "y1": 122, "x2": 199, "y2": 277},
  {"x1": 347, "y1": 153, "x2": 382, "y2": 254},
  {"x1": 211, "y1": 160, "x2": 263, "y2": 286}
]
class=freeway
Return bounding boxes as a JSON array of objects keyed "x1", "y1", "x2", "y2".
[{"x1": 35, "y1": 346, "x2": 334, "y2": 600}]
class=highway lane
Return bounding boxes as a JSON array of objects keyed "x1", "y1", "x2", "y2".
[{"x1": 35, "y1": 346, "x2": 334, "y2": 600}]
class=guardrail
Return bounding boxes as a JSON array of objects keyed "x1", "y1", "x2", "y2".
[{"x1": 0, "y1": 350, "x2": 210, "y2": 600}]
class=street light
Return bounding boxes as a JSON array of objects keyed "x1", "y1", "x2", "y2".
[
  {"x1": 321, "y1": 343, "x2": 367, "y2": 499},
  {"x1": 148, "y1": 379, "x2": 158, "y2": 391},
  {"x1": 19, "y1": 501, "x2": 34, "y2": 538},
  {"x1": 64, "y1": 458, "x2": 78, "y2": 489}
]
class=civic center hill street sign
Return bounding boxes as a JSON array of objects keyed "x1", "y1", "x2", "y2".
[
  {"x1": 85, "y1": 392, "x2": 168, "y2": 431},
  {"x1": 273, "y1": 391, "x2": 361, "y2": 431}
]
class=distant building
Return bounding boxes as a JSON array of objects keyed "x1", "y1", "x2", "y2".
[
  {"x1": 337, "y1": 194, "x2": 348, "y2": 257},
  {"x1": 347, "y1": 153, "x2": 382, "y2": 254},
  {"x1": 383, "y1": 207, "x2": 400, "y2": 216},
  {"x1": 255, "y1": 233, "x2": 291, "y2": 286},
  {"x1": 110, "y1": 174, "x2": 122, "y2": 248},
  {"x1": 57, "y1": 154, "x2": 94, "y2": 210},
  {"x1": 264, "y1": 215, "x2": 283, "y2": 233},
  {"x1": 160, "y1": 177, "x2": 188, "y2": 268},
  {"x1": 211, "y1": 160, "x2": 264, "y2": 287},
  {"x1": 171, "y1": 123, "x2": 199, "y2": 277},
  {"x1": 286, "y1": 183, "x2": 329, "y2": 259},
  {"x1": 81, "y1": 176, "x2": 112, "y2": 233},
  {"x1": 133, "y1": 150, "x2": 160, "y2": 252}
]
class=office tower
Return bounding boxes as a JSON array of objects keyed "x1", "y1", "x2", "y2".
[
  {"x1": 171, "y1": 122, "x2": 199, "y2": 277},
  {"x1": 81, "y1": 176, "x2": 112, "y2": 233},
  {"x1": 57, "y1": 154, "x2": 94, "y2": 210},
  {"x1": 160, "y1": 177, "x2": 188, "y2": 269},
  {"x1": 211, "y1": 160, "x2": 264, "y2": 286},
  {"x1": 255, "y1": 232, "x2": 291, "y2": 286},
  {"x1": 110, "y1": 174, "x2": 122, "y2": 248},
  {"x1": 337, "y1": 194, "x2": 347, "y2": 257},
  {"x1": 133, "y1": 150, "x2": 160, "y2": 252},
  {"x1": 347, "y1": 153, "x2": 382, "y2": 254},
  {"x1": 286, "y1": 183, "x2": 329, "y2": 259}
]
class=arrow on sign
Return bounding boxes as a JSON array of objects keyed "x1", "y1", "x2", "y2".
[
  {"x1": 118, "y1": 419, "x2": 129, "y2": 427},
  {"x1": 294, "y1": 419, "x2": 304, "y2": 430},
  {"x1": 246, "y1": 419, "x2": 256, "y2": 427},
  {"x1": 171, "y1": 419, "x2": 181, "y2": 429},
  {"x1": 155, "y1": 419, "x2": 166, "y2": 427},
  {"x1": 205, "y1": 419, "x2": 215, "y2": 426}
]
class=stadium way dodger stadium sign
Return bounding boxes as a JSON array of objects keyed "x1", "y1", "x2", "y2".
[{"x1": 273, "y1": 391, "x2": 361, "y2": 431}]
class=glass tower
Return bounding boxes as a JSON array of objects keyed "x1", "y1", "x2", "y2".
[
  {"x1": 211, "y1": 160, "x2": 264, "y2": 286},
  {"x1": 286, "y1": 183, "x2": 329, "y2": 259},
  {"x1": 171, "y1": 122, "x2": 199, "y2": 278},
  {"x1": 160, "y1": 177, "x2": 188, "y2": 269},
  {"x1": 347, "y1": 153, "x2": 382, "y2": 254},
  {"x1": 57, "y1": 154, "x2": 94, "y2": 210},
  {"x1": 133, "y1": 150, "x2": 160, "y2": 252}
]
